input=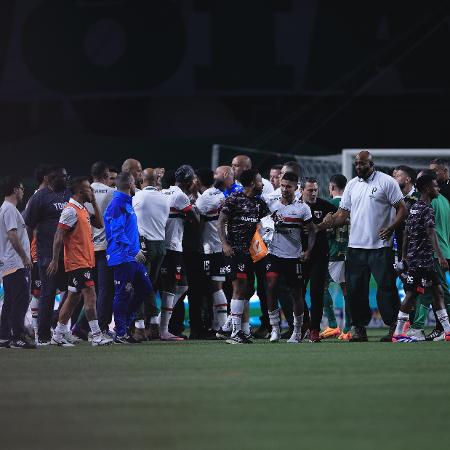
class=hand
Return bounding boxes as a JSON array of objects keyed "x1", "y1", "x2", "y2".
[
  {"x1": 301, "y1": 250, "x2": 311, "y2": 262},
  {"x1": 47, "y1": 259, "x2": 59, "y2": 277},
  {"x1": 321, "y1": 212, "x2": 334, "y2": 228},
  {"x1": 438, "y1": 257, "x2": 449, "y2": 271},
  {"x1": 22, "y1": 255, "x2": 33, "y2": 270},
  {"x1": 223, "y1": 242, "x2": 234, "y2": 257},
  {"x1": 135, "y1": 250, "x2": 146, "y2": 264},
  {"x1": 379, "y1": 227, "x2": 393, "y2": 240}
]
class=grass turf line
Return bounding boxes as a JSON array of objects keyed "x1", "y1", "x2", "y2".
[{"x1": 1, "y1": 329, "x2": 449, "y2": 450}]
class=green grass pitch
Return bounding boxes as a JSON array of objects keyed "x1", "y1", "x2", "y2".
[{"x1": 1, "y1": 329, "x2": 449, "y2": 450}]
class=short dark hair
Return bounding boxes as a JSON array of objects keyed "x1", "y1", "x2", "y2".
[
  {"x1": 116, "y1": 172, "x2": 133, "y2": 190},
  {"x1": 195, "y1": 168, "x2": 214, "y2": 188},
  {"x1": 108, "y1": 166, "x2": 119, "y2": 174},
  {"x1": 300, "y1": 177, "x2": 318, "y2": 189},
  {"x1": 281, "y1": 172, "x2": 299, "y2": 184},
  {"x1": 282, "y1": 161, "x2": 302, "y2": 177},
  {"x1": 416, "y1": 173, "x2": 436, "y2": 193},
  {"x1": 69, "y1": 176, "x2": 90, "y2": 195},
  {"x1": 161, "y1": 170, "x2": 176, "y2": 189},
  {"x1": 240, "y1": 169, "x2": 258, "y2": 187},
  {"x1": 395, "y1": 165, "x2": 416, "y2": 184},
  {"x1": 270, "y1": 164, "x2": 283, "y2": 171},
  {"x1": 2, "y1": 176, "x2": 23, "y2": 197},
  {"x1": 91, "y1": 161, "x2": 109, "y2": 179},
  {"x1": 47, "y1": 164, "x2": 66, "y2": 183},
  {"x1": 430, "y1": 158, "x2": 448, "y2": 167},
  {"x1": 34, "y1": 164, "x2": 50, "y2": 185},
  {"x1": 329, "y1": 174, "x2": 347, "y2": 190}
]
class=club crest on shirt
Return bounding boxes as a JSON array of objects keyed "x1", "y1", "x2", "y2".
[
  {"x1": 238, "y1": 263, "x2": 245, "y2": 272},
  {"x1": 314, "y1": 210, "x2": 322, "y2": 219},
  {"x1": 369, "y1": 187, "x2": 378, "y2": 199},
  {"x1": 84, "y1": 271, "x2": 91, "y2": 279}
]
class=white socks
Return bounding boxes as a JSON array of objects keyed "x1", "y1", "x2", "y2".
[
  {"x1": 230, "y1": 299, "x2": 244, "y2": 336},
  {"x1": 293, "y1": 314, "x2": 304, "y2": 331},
  {"x1": 436, "y1": 309, "x2": 450, "y2": 333},
  {"x1": 88, "y1": 320, "x2": 101, "y2": 336},
  {"x1": 54, "y1": 321, "x2": 69, "y2": 339},
  {"x1": 212, "y1": 290, "x2": 228, "y2": 329},
  {"x1": 395, "y1": 311, "x2": 409, "y2": 335},
  {"x1": 135, "y1": 319, "x2": 145, "y2": 329},
  {"x1": 269, "y1": 309, "x2": 280, "y2": 330},
  {"x1": 222, "y1": 314, "x2": 232, "y2": 332},
  {"x1": 30, "y1": 296, "x2": 39, "y2": 334},
  {"x1": 174, "y1": 286, "x2": 188, "y2": 307},
  {"x1": 160, "y1": 291, "x2": 176, "y2": 334}
]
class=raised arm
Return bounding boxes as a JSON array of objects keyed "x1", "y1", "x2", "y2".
[{"x1": 318, "y1": 208, "x2": 350, "y2": 230}]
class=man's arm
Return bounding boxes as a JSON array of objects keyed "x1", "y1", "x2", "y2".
[
  {"x1": 402, "y1": 226, "x2": 409, "y2": 262},
  {"x1": 88, "y1": 190, "x2": 103, "y2": 229},
  {"x1": 427, "y1": 227, "x2": 449, "y2": 271},
  {"x1": 218, "y1": 211, "x2": 233, "y2": 257},
  {"x1": 7, "y1": 230, "x2": 32, "y2": 269},
  {"x1": 318, "y1": 208, "x2": 350, "y2": 230},
  {"x1": 302, "y1": 220, "x2": 316, "y2": 261},
  {"x1": 379, "y1": 200, "x2": 407, "y2": 240},
  {"x1": 47, "y1": 227, "x2": 68, "y2": 276},
  {"x1": 185, "y1": 207, "x2": 200, "y2": 227}
]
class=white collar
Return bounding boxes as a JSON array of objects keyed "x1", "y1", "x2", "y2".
[{"x1": 69, "y1": 198, "x2": 84, "y2": 209}]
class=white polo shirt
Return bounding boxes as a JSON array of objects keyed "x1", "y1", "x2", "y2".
[
  {"x1": 132, "y1": 186, "x2": 170, "y2": 241},
  {"x1": 340, "y1": 171, "x2": 403, "y2": 249}
]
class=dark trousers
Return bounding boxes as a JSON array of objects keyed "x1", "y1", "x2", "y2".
[
  {"x1": 0, "y1": 269, "x2": 31, "y2": 340},
  {"x1": 302, "y1": 253, "x2": 329, "y2": 330},
  {"x1": 38, "y1": 256, "x2": 66, "y2": 341},
  {"x1": 112, "y1": 261, "x2": 153, "y2": 337},
  {"x1": 346, "y1": 247, "x2": 400, "y2": 328},
  {"x1": 95, "y1": 250, "x2": 115, "y2": 331}
]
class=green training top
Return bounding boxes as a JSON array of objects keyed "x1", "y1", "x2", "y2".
[
  {"x1": 431, "y1": 194, "x2": 450, "y2": 259},
  {"x1": 328, "y1": 196, "x2": 349, "y2": 261}
]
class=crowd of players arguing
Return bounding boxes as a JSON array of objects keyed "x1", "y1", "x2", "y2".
[{"x1": 1, "y1": 152, "x2": 450, "y2": 348}]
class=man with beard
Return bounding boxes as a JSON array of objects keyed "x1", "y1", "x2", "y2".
[
  {"x1": 300, "y1": 178, "x2": 337, "y2": 342},
  {"x1": 429, "y1": 158, "x2": 450, "y2": 203},
  {"x1": 122, "y1": 158, "x2": 144, "y2": 190},
  {"x1": 195, "y1": 167, "x2": 229, "y2": 334},
  {"x1": 264, "y1": 172, "x2": 316, "y2": 343},
  {"x1": 23, "y1": 165, "x2": 71, "y2": 345},
  {"x1": 321, "y1": 151, "x2": 407, "y2": 342},
  {"x1": 217, "y1": 169, "x2": 270, "y2": 344},
  {"x1": 47, "y1": 177, "x2": 111, "y2": 347}
]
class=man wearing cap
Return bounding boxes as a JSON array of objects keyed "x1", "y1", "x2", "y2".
[{"x1": 159, "y1": 165, "x2": 199, "y2": 341}]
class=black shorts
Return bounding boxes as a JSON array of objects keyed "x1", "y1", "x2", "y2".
[
  {"x1": 265, "y1": 254, "x2": 302, "y2": 286},
  {"x1": 31, "y1": 262, "x2": 41, "y2": 297},
  {"x1": 203, "y1": 253, "x2": 231, "y2": 281},
  {"x1": 231, "y1": 252, "x2": 266, "y2": 281},
  {"x1": 403, "y1": 267, "x2": 440, "y2": 294},
  {"x1": 67, "y1": 268, "x2": 95, "y2": 293},
  {"x1": 160, "y1": 250, "x2": 185, "y2": 281}
]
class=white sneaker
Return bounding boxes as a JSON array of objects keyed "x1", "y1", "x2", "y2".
[
  {"x1": 269, "y1": 327, "x2": 281, "y2": 343},
  {"x1": 406, "y1": 328, "x2": 426, "y2": 342},
  {"x1": 433, "y1": 331, "x2": 445, "y2": 341},
  {"x1": 62, "y1": 332, "x2": 82, "y2": 344},
  {"x1": 91, "y1": 333, "x2": 113, "y2": 346},
  {"x1": 50, "y1": 335, "x2": 75, "y2": 347},
  {"x1": 287, "y1": 332, "x2": 302, "y2": 343}
]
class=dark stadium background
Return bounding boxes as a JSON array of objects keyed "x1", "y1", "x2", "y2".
[{"x1": 0, "y1": 0, "x2": 449, "y2": 180}]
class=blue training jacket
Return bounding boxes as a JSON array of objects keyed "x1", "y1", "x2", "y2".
[{"x1": 104, "y1": 191, "x2": 140, "y2": 267}]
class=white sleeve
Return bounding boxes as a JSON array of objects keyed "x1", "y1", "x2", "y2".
[
  {"x1": 262, "y1": 179, "x2": 274, "y2": 195},
  {"x1": 340, "y1": 182, "x2": 353, "y2": 211},
  {"x1": 195, "y1": 193, "x2": 208, "y2": 215},
  {"x1": 58, "y1": 207, "x2": 78, "y2": 229},
  {"x1": 174, "y1": 191, "x2": 192, "y2": 212},
  {"x1": 384, "y1": 177, "x2": 404, "y2": 206},
  {"x1": 302, "y1": 203, "x2": 312, "y2": 221},
  {"x1": 3, "y1": 207, "x2": 19, "y2": 231}
]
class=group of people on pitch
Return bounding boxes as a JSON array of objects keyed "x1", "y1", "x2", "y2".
[{"x1": 0, "y1": 151, "x2": 449, "y2": 348}]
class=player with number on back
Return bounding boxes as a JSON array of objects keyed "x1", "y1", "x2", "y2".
[
  {"x1": 264, "y1": 172, "x2": 316, "y2": 343},
  {"x1": 392, "y1": 172, "x2": 450, "y2": 342}
]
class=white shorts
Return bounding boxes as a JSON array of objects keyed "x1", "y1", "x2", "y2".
[{"x1": 328, "y1": 261, "x2": 345, "y2": 284}]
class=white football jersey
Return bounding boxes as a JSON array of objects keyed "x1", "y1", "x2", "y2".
[
  {"x1": 265, "y1": 198, "x2": 312, "y2": 259},
  {"x1": 195, "y1": 187, "x2": 225, "y2": 254},
  {"x1": 161, "y1": 185, "x2": 192, "y2": 252}
]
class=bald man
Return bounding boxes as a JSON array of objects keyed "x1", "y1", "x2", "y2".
[
  {"x1": 231, "y1": 155, "x2": 274, "y2": 195},
  {"x1": 122, "y1": 158, "x2": 143, "y2": 190},
  {"x1": 320, "y1": 151, "x2": 407, "y2": 342},
  {"x1": 132, "y1": 168, "x2": 170, "y2": 340}
]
